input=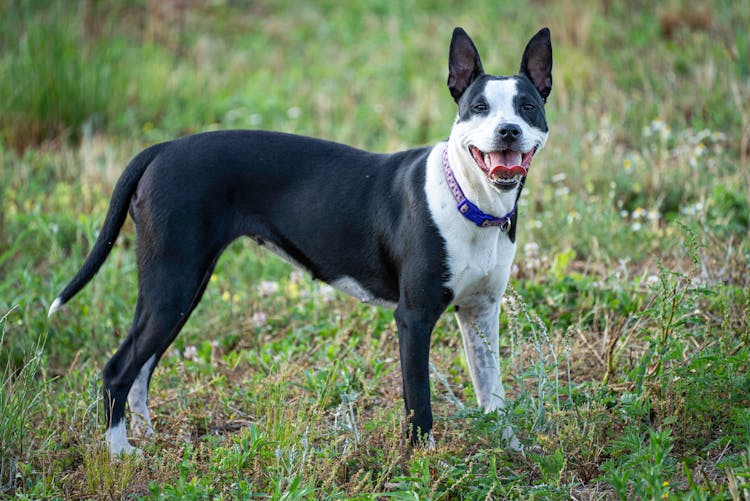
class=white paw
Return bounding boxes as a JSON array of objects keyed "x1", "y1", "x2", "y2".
[
  {"x1": 502, "y1": 426, "x2": 524, "y2": 455},
  {"x1": 130, "y1": 416, "x2": 154, "y2": 439},
  {"x1": 106, "y1": 421, "x2": 143, "y2": 458},
  {"x1": 427, "y1": 431, "x2": 436, "y2": 449}
]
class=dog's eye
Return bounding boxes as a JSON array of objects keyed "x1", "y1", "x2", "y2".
[
  {"x1": 472, "y1": 102, "x2": 489, "y2": 113},
  {"x1": 522, "y1": 103, "x2": 536, "y2": 112}
]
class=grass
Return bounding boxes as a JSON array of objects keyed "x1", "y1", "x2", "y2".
[{"x1": 1, "y1": 0, "x2": 749, "y2": 498}]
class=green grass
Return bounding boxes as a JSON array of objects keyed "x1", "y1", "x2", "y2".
[{"x1": 1, "y1": 0, "x2": 749, "y2": 498}]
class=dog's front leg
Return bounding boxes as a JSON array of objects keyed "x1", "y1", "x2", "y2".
[
  {"x1": 455, "y1": 300, "x2": 522, "y2": 451},
  {"x1": 394, "y1": 305, "x2": 439, "y2": 447}
]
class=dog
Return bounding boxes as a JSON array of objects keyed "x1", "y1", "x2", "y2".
[{"x1": 48, "y1": 27, "x2": 552, "y2": 456}]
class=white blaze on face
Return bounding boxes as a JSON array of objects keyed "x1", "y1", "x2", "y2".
[{"x1": 453, "y1": 78, "x2": 548, "y2": 157}]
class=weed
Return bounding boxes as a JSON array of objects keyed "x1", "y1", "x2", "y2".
[{"x1": 0, "y1": 307, "x2": 46, "y2": 495}]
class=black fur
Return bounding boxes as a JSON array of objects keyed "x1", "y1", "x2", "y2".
[{"x1": 51, "y1": 27, "x2": 552, "y2": 451}]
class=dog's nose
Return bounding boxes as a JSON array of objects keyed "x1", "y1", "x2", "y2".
[{"x1": 497, "y1": 123, "x2": 522, "y2": 142}]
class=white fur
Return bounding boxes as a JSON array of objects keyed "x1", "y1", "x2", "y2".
[
  {"x1": 424, "y1": 77, "x2": 548, "y2": 452},
  {"x1": 128, "y1": 354, "x2": 156, "y2": 438},
  {"x1": 456, "y1": 79, "x2": 548, "y2": 160},
  {"x1": 106, "y1": 421, "x2": 140, "y2": 456},
  {"x1": 424, "y1": 142, "x2": 518, "y2": 304},
  {"x1": 259, "y1": 240, "x2": 309, "y2": 271},
  {"x1": 47, "y1": 297, "x2": 62, "y2": 318},
  {"x1": 455, "y1": 300, "x2": 522, "y2": 452},
  {"x1": 447, "y1": 78, "x2": 547, "y2": 214},
  {"x1": 330, "y1": 276, "x2": 397, "y2": 309}
]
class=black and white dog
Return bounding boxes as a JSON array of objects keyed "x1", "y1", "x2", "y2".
[{"x1": 49, "y1": 27, "x2": 552, "y2": 456}]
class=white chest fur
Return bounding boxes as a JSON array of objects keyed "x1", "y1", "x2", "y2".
[{"x1": 424, "y1": 143, "x2": 517, "y2": 306}]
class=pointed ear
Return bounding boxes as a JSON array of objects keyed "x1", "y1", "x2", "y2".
[
  {"x1": 447, "y1": 27, "x2": 484, "y2": 102},
  {"x1": 519, "y1": 27, "x2": 553, "y2": 102}
]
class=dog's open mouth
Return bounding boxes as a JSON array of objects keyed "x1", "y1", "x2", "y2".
[{"x1": 469, "y1": 146, "x2": 535, "y2": 188}]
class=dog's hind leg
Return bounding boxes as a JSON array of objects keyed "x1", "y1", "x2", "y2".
[
  {"x1": 455, "y1": 300, "x2": 522, "y2": 452},
  {"x1": 103, "y1": 252, "x2": 219, "y2": 456}
]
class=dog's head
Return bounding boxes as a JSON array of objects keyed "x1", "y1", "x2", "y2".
[{"x1": 447, "y1": 27, "x2": 552, "y2": 192}]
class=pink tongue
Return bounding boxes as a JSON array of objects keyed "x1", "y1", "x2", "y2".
[{"x1": 488, "y1": 151, "x2": 526, "y2": 178}]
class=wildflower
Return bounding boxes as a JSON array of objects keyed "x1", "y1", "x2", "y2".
[
  {"x1": 524, "y1": 242, "x2": 539, "y2": 257},
  {"x1": 287, "y1": 282, "x2": 300, "y2": 299},
  {"x1": 287, "y1": 107, "x2": 302, "y2": 119},
  {"x1": 647, "y1": 209, "x2": 660, "y2": 222},
  {"x1": 251, "y1": 311, "x2": 267, "y2": 328},
  {"x1": 258, "y1": 280, "x2": 279, "y2": 297},
  {"x1": 644, "y1": 118, "x2": 671, "y2": 141},
  {"x1": 550, "y1": 172, "x2": 567, "y2": 183},
  {"x1": 184, "y1": 345, "x2": 198, "y2": 361},
  {"x1": 221, "y1": 290, "x2": 231, "y2": 302}
]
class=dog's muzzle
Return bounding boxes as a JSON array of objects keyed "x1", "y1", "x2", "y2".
[{"x1": 469, "y1": 146, "x2": 536, "y2": 189}]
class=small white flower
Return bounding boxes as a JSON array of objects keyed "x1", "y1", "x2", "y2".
[
  {"x1": 258, "y1": 280, "x2": 279, "y2": 297},
  {"x1": 524, "y1": 241, "x2": 540, "y2": 257},
  {"x1": 251, "y1": 311, "x2": 267, "y2": 327},
  {"x1": 287, "y1": 107, "x2": 302, "y2": 120},
  {"x1": 550, "y1": 172, "x2": 567, "y2": 183},
  {"x1": 184, "y1": 345, "x2": 198, "y2": 361}
]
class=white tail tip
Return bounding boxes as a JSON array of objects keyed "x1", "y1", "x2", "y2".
[{"x1": 48, "y1": 297, "x2": 62, "y2": 318}]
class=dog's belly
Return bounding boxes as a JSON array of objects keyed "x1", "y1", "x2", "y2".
[
  {"x1": 259, "y1": 240, "x2": 397, "y2": 308},
  {"x1": 329, "y1": 276, "x2": 398, "y2": 309}
]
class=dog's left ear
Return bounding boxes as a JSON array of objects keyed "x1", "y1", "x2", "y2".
[
  {"x1": 448, "y1": 27, "x2": 484, "y2": 102},
  {"x1": 519, "y1": 28, "x2": 553, "y2": 102}
]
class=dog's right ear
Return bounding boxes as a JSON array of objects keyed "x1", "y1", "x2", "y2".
[{"x1": 448, "y1": 27, "x2": 484, "y2": 102}]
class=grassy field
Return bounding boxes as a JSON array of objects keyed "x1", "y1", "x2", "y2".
[{"x1": 1, "y1": 0, "x2": 749, "y2": 498}]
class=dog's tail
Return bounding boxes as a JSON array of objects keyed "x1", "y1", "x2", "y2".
[{"x1": 48, "y1": 142, "x2": 166, "y2": 318}]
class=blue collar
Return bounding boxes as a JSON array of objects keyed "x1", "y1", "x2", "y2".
[{"x1": 441, "y1": 145, "x2": 518, "y2": 231}]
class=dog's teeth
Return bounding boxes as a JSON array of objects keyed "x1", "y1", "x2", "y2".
[{"x1": 484, "y1": 153, "x2": 490, "y2": 166}]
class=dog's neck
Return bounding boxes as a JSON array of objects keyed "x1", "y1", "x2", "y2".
[{"x1": 445, "y1": 140, "x2": 521, "y2": 220}]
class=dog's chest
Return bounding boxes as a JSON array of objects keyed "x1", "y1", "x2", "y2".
[
  {"x1": 424, "y1": 145, "x2": 517, "y2": 304},
  {"x1": 444, "y1": 223, "x2": 516, "y2": 303}
]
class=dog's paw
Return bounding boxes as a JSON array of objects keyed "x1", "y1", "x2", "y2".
[
  {"x1": 426, "y1": 431, "x2": 436, "y2": 450},
  {"x1": 129, "y1": 418, "x2": 154, "y2": 440},
  {"x1": 106, "y1": 422, "x2": 144, "y2": 458},
  {"x1": 502, "y1": 426, "x2": 525, "y2": 456},
  {"x1": 109, "y1": 442, "x2": 143, "y2": 459}
]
